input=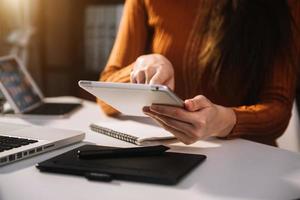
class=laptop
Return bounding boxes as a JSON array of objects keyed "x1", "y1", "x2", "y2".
[
  {"x1": 0, "y1": 55, "x2": 82, "y2": 117},
  {"x1": 0, "y1": 121, "x2": 85, "y2": 166}
]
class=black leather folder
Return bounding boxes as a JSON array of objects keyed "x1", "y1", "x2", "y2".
[{"x1": 36, "y1": 145, "x2": 206, "y2": 185}]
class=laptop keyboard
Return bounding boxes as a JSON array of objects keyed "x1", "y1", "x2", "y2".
[
  {"x1": 0, "y1": 136, "x2": 38, "y2": 152},
  {"x1": 24, "y1": 103, "x2": 81, "y2": 115}
]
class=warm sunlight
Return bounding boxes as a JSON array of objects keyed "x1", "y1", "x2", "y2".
[{"x1": 0, "y1": 0, "x2": 24, "y2": 27}]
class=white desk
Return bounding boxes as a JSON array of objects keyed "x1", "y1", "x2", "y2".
[{"x1": 1, "y1": 99, "x2": 300, "y2": 200}]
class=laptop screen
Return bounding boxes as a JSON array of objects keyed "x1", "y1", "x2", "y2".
[{"x1": 0, "y1": 58, "x2": 42, "y2": 112}]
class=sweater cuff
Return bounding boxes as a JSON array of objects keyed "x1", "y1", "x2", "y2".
[
  {"x1": 225, "y1": 107, "x2": 250, "y2": 139},
  {"x1": 97, "y1": 99, "x2": 120, "y2": 116},
  {"x1": 100, "y1": 64, "x2": 133, "y2": 83}
]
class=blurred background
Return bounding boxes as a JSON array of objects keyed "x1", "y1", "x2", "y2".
[{"x1": 0, "y1": 0, "x2": 124, "y2": 100}]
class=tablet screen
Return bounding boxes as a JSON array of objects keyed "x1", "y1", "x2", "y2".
[{"x1": 0, "y1": 59, "x2": 41, "y2": 112}]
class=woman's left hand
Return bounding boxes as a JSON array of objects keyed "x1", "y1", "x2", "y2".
[{"x1": 143, "y1": 95, "x2": 237, "y2": 145}]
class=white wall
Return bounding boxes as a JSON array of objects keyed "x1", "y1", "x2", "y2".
[{"x1": 277, "y1": 102, "x2": 300, "y2": 152}]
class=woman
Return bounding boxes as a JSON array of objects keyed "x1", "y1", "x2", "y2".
[{"x1": 99, "y1": 0, "x2": 298, "y2": 146}]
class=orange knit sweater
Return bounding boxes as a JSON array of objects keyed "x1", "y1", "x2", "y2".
[{"x1": 99, "y1": 0, "x2": 300, "y2": 146}]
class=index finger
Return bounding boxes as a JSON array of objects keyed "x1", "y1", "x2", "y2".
[
  {"x1": 149, "y1": 70, "x2": 164, "y2": 85},
  {"x1": 149, "y1": 104, "x2": 196, "y2": 124}
]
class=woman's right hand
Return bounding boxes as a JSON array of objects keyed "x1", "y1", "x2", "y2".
[{"x1": 130, "y1": 54, "x2": 175, "y2": 90}]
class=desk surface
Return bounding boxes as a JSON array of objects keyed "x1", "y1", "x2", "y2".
[{"x1": 1, "y1": 98, "x2": 300, "y2": 200}]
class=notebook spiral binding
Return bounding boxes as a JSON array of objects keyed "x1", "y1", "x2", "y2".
[{"x1": 89, "y1": 124, "x2": 139, "y2": 145}]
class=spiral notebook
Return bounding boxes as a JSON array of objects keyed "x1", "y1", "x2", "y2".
[{"x1": 89, "y1": 120, "x2": 178, "y2": 146}]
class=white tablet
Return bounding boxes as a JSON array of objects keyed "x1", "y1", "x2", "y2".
[{"x1": 78, "y1": 81, "x2": 184, "y2": 116}]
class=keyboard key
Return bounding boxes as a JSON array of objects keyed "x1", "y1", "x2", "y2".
[
  {"x1": 24, "y1": 103, "x2": 81, "y2": 115},
  {"x1": 0, "y1": 136, "x2": 38, "y2": 152}
]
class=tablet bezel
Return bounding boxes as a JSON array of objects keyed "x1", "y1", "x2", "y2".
[{"x1": 78, "y1": 80, "x2": 184, "y2": 116}]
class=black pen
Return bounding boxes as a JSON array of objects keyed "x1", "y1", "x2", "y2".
[{"x1": 77, "y1": 145, "x2": 169, "y2": 159}]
